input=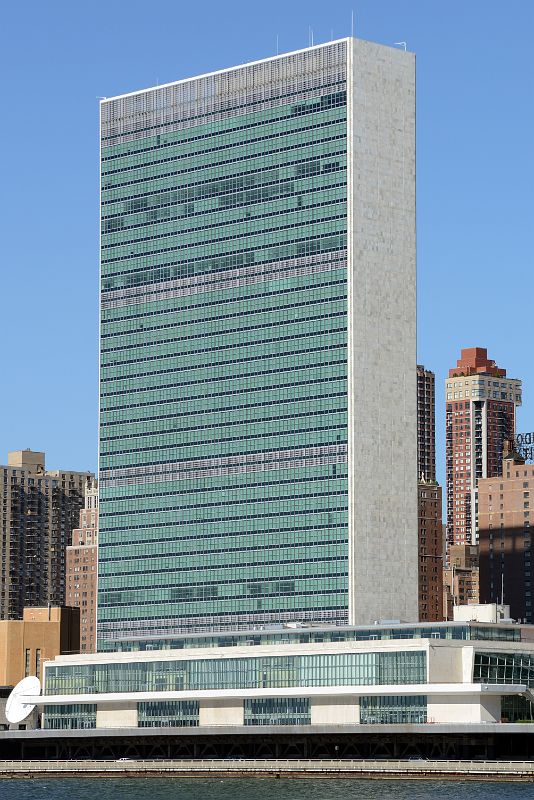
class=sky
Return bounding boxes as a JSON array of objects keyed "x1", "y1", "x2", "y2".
[{"x1": 0, "y1": 0, "x2": 533, "y2": 490}]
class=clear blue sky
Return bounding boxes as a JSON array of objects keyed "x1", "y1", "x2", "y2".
[{"x1": 1, "y1": 0, "x2": 532, "y2": 490}]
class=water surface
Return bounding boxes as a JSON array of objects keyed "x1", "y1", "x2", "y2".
[{"x1": 1, "y1": 779, "x2": 533, "y2": 800}]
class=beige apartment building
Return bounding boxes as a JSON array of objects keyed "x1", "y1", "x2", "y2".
[
  {"x1": 0, "y1": 450, "x2": 94, "y2": 619},
  {"x1": 478, "y1": 446, "x2": 534, "y2": 622},
  {"x1": 66, "y1": 479, "x2": 98, "y2": 653},
  {"x1": 443, "y1": 544, "x2": 480, "y2": 619},
  {"x1": 0, "y1": 606, "x2": 80, "y2": 687}
]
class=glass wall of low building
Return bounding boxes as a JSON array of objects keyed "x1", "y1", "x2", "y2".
[
  {"x1": 44, "y1": 650, "x2": 426, "y2": 695},
  {"x1": 42, "y1": 649, "x2": 427, "y2": 729}
]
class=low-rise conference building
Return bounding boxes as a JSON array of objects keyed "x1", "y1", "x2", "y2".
[{"x1": 32, "y1": 622, "x2": 534, "y2": 730}]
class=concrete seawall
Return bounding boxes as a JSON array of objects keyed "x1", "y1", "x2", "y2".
[{"x1": 1, "y1": 758, "x2": 534, "y2": 780}]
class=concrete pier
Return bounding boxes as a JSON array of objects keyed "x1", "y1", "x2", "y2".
[{"x1": 1, "y1": 758, "x2": 534, "y2": 780}]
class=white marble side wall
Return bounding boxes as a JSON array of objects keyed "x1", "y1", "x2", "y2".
[
  {"x1": 427, "y1": 694, "x2": 501, "y2": 724},
  {"x1": 427, "y1": 643, "x2": 464, "y2": 683},
  {"x1": 347, "y1": 38, "x2": 418, "y2": 624}
]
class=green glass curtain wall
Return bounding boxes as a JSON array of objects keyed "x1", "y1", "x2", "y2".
[{"x1": 99, "y1": 43, "x2": 349, "y2": 644}]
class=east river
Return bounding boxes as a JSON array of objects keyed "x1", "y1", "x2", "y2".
[{"x1": 1, "y1": 778, "x2": 534, "y2": 800}]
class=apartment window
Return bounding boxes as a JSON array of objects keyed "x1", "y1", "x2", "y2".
[{"x1": 36, "y1": 649, "x2": 41, "y2": 678}]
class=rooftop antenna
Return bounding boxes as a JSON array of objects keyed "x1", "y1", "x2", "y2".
[
  {"x1": 394, "y1": 41, "x2": 407, "y2": 51},
  {"x1": 276, "y1": 34, "x2": 279, "y2": 55},
  {"x1": 351, "y1": 10, "x2": 354, "y2": 38}
]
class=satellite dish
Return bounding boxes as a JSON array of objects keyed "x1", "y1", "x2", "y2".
[{"x1": 5, "y1": 676, "x2": 41, "y2": 724}]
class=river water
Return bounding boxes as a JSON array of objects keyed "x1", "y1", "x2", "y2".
[{"x1": 1, "y1": 779, "x2": 533, "y2": 800}]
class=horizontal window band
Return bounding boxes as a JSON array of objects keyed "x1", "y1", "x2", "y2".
[
  {"x1": 101, "y1": 138, "x2": 346, "y2": 194},
  {"x1": 101, "y1": 234, "x2": 346, "y2": 285},
  {"x1": 102, "y1": 296, "x2": 348, "y2": 344},
  {"x1": 100, "y1": 356, "x2": 347, "y2": 399},
  {"x1": 101, "y1": 372, "x2": 347, "y2": 412},
  {"x1": 102, "y1": 157, "x2": 345, "y2": 210},
  {"x1": 102, "y1": 250, "x2": 346, "y2": 310},
  {"x1": 102, "y1": 64, "x2": 347, "y2": 144},
  {"x1": 98, "y1": 538, "x2": 347, "y2": 561},
  {"x1": 101, "y1": 211, "x2": 346, "y2": 265},
  {"x1": 100, "y1": 406, "x2": 347, "y2": 445},
  {"x1": 102, "y1": 113, "x2": 346, "y2": 177},
  {"x1": 99, "y1": 486, "x2": 348, "y2": 516},
  {"x1": 102, "y1": 96, "x2": 346, "y2": 163},
  {"x1": 102, "y1": 192, "x2": 345, "y2": 246},
  {"x1": 101, "y1": 340, "x2": 346, "y2": 382},
  {"x1": 102, "y1": 389, "x2": 347, "y2": 427},
  {"x1": 101, "y1": 442, "x2": 347, "y2": 478},
  {"x1": 102, "y1": 78, "x2": 347, "y2": 147}
]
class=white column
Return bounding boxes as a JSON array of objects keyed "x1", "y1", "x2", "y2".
[
  {"x1": 199, "y1": 698, "x2": 244, "y2": 726},
  {"x1": 96, "y1": 702, "x2": 137, "y2": 728},
  {"x1": 310, "y1": 696, "x2": 360, "y2": 724}
]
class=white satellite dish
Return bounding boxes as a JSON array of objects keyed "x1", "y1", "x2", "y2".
[{"x1": 5, "y1": 676, "x2": 41, "y2": 724}]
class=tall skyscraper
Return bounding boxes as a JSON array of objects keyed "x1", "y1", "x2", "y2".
[
  {"x1": 417, "y1": 365, "x2": 436, "y2": 482},
  {"x1": 0, "y1": 450, "x2": 93, "y2": 620},
  {"x1": 445, "y1": 348, "x2": 522, "y2": 546},
  {"x1": 66, "y1": 478, "x2": 98, "y2": 653},
  {"x1": 98, "y1": 39, "x2": 417, "y2": 648}
]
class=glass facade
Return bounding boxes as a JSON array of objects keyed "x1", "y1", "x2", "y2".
[
  {"x1": 244, "y1": 697, "x2": 310, "y2": 725},
  {"x1": 501, "y1": 695, "x2": 534, "y2": 723},
  {"x1": 99, "y1": 43, "x2": 349, "y2": 645},
  {"x1": 360, "y1": 695, "x2": 427, "y2": 724},
  {"x1": 99, "y1": 623, "x2": 522, "y2": 652},
  {"x1": 43, "y1": 704, "x2": 97, "y2": 730},
  {"x1": 474, "y1": 651, "x2": 534, "y2": 686},
  {"x1": 44, "y1": 650, "x2": 425, "y2": 695},
  {"x1": 138, "y1": 700, "x2": 199, "y2": 727}
]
